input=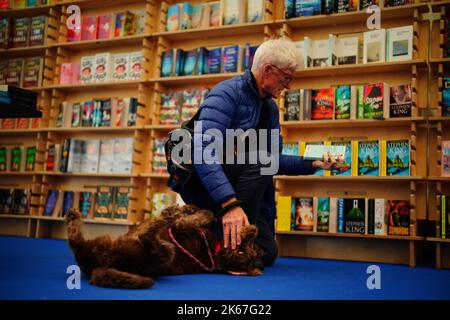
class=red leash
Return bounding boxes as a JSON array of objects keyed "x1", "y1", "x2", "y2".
[{"x1": 168, "y1": 227, "x2": 216, "y2": 272}]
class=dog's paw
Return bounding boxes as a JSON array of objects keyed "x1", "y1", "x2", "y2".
[{"x1": 66, "y1": 208, "x2": 82, "y2": 223}]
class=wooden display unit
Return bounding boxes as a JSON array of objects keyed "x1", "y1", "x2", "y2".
[{"x1": 0, "y1": 0, "x2": 448, "y2": 268}]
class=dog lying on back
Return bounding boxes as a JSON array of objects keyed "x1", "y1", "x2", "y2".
[{"x1": 66, "y1": 204, "x2": 264, "y2": 289}]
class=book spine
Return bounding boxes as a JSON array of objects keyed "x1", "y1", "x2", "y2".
[
  {"x1": 337, "y1": 198, "x2": 344, "y2": 233},
  {"x1": 442, "y1": 195, "x2": 446, "y2": 239}
]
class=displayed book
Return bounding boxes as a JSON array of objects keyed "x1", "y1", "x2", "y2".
[
  {"x1": 191, "y1": 4, "x2": 204, "y2": 29},
  {"x1": 180, "y1": 2, "x2": 193, "y2": 30},
  {"x1": 0, "y1": 147, "x2": 6, "y2": 171},
  {"x1": 247, "y1": 0, "x2": 264, "y2": 22},
  {"x1": 374, "y1": 199, "x2": 388, "y2": 235},
  {"x1": 12, "y1": 17, "x2": 30, "y2": 48},
  {"x1": 442, "y1": 77, "x2": 450, "y2": 116},
  {"x1": 315, "y1": 197, "x2": 330, "y2": 232},
  {"x1": 95, "y1": 186, "x2": 114, "y2": 219},
  {"x1": 282, "y1": 141, "x2": 300, "y2": 156},
  {"x1": 358, "y1": 140, "x2": 380, "y2": 176},
  {"x1": 114, "y1": 12, "x2": 126, "y2": 37},
  {"x1": 285, "y1": 0, "x2": 295, "y2": 19},
  {"x1": 292, "y1": 197, "x2": 314, "y2": 231},
  {"x1": 25, "y1": 146, "x2": 36, "y2": 171},
  {"x1": 151, "y1": 192, "x2": 177, "y2": 217},
  {"x1": 44, "y1": 189, "x2": 59, "y2": 216},
  {"x1": 284, "y1": 89, "x2": 300, "y2": 121},
  {"x1": 124, "y1": 11, "x2": 137, "y2": 36},
  {"x1": 0, "y1": 60, "x2": 7, "y2": 84},
  {"x1": 97, "y1": 14, "x2": 112, "y2": 39},
  {"x1": 129, "y1": 51, "x2": 143, "y2": 80},
  {"x1": 440, "y1": 195, "x2": 450, "y2": 239},
  {"x1": 363, "y1": 29, "x2": 386, "y2": 64},
  {"x1": 303, "y1": 144, "x2": 346, "y2": 161},
  {"x1": 441, "y1": 140, "x2": 450, "y2": 177},
  {"x1": 161, "y1": 49, "x2": 174, "y2": 77},
  {"x1": 29, "y1": 15, "x2": 46, "y2": 46},
  {"x1": 311, "y1": 88, "x2": 334, "y2": 120},
  {"x1": 166, "y1": 3, "x2": 180, "y2": 31},
  {"x1": 336, "y1": 36, "x2": 359, "y2": 65},
  {"x1": 386, "y1": 25, "x2": 413, "y2": 62},
  {"x1": 276, "y1": 196, "x2": 292, "y2": 232},
  {"x1": 81, "y1": 16, "x2": 97, "y2": 41},
  {"x1": 112, "y1": 53, "x2": 129, "y2": 82},
  {"x1": 209, "y1": 1, "x2": 221, "y2": 27},
  {"x1": 0, "y1": 189, "x2": 13, "y2": 214},
  {"x1": 71, "y1": 102, "x2": 81, "y2": 127},
  {"x1": 382, "y1": 139, "x2": 410, "y2": 176},
  {"x1": 61, "y1": 191, "x2": 74, "y2": 218},
  {"x1": 80, "y1": 139, "x2": 100, "y2": 173},
  {"x1": 22, "y1": 57, "x2": 43, "y2": 88},
  {"x1": 113, "y1": 137, "x2": 133, "y2": 173},
  {"x1": 80, "y1": 56, "x2": 94, "y2": 84},
  {"x1": 11, "y1": 189, "x2": 29, "y2": 215},
  {"x1": 335, "y1": 86, "x2": 352, "y2": 120},
  {"x1": 311, "y1": 39, "x2": 331, "y2": 67},
  {"x1": 387, "y1": 200, "x2": 410, "y2": 236},
  {"x1": 152, "y1": 138, "x2": 167, "y2": 173},
  {"x1": 79, "y1": 191, "x2": 94, "y2": 219},
  {"x1": 330, "y1": 140, "x2": 352, "y2": 176},
  {"x1": 98, "y1": 139, "x2": 115, "y2": 173},
  {"x1": 82, "y1": 100, "x2": 94, "y2": 127},
  {"x1": 0, "y1": 18, "x2": 10, "y2": 49},
  {"x1": 295, "y1": 0, "x2": 322, "y2": 17},
  {"x1": 66, "y1": 139, "x2": 84, "y2": 173},
  {"x1": 363, "y1": 82, "x2": 389, "y2": 119},
  {"x1": 10, "y1": 146, "x2": 22, "y2": 171},
  {"x1": 301, "y1": 141, "x2": 324, "y2": 176},
  {"x1": 223, "y1": 45, "x2": 240, "y2": 73},
  {"x1": 389, "y1": 84, "x2": 412, "y2": 117},
  {"x1": 114, "y1": 186, "x2": 130, "y2": 220},
  {"x1": 360, "y1": 0, "x2": 381, "y2": 10},
  {"x1": 6, "y1": 59, "x2": 24, "y2": 87},
  {"x1": 222, "y1": 0, "x2": 245, "y2": 25},
  {"x1": 94, "y1": 53, "x2": 111, "y2": 83},
  {"x1": 342, "y1": 198, "x2": 365, "y2": 234}
]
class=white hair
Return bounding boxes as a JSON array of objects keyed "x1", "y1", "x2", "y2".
[{"x1": 251, "y1": 38, "x2": 300, "y2": 73}]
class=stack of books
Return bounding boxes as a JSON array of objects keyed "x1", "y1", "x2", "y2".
[{"x1": 0, "y1": 85, "x2": 41, "y2": 118}]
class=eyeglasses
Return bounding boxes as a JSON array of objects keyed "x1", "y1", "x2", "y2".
[{"x1": 269, "y1": 64, "x2": 293, "y2": 84}]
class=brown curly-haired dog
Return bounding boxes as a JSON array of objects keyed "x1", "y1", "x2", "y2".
[{"x1": 66, "y1": 204, "x2": 264, "y2": 289}]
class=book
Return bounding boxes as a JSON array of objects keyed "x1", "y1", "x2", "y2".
[
  {"x1": 285, "y1": 0, "x2": 295, "y2": 19},
  {"x1": 151, "y1": 192, "x2": 177, "y2": 217},
  {"x1": 112, "y1": 53, "x2": 129, "y2": 82},
  {"x1": 113, "y1": 137, "x2": 133, "y2": 173},
  {"x1": 312, "y1": 39, "x2": 331, "y2": 67},
  {"x1": 0, "y1": 147, "x2": 6, "y2": 171},
  {"x1": 10, "y1": 146, "x2": 22, "y2": 171},
  {"x1": 66, "y1": 139, "x2": 84, "y2": 173},
  {"x1": 0, "y1": 18, "x2": 10, "y2": 49},
  {"x1": 61, "y1": 191, "x2": 74, "y2": 218},
  {"x1": 295, "y1": 0, "x2": 322, "y2": 16},
  {"x1": 166, "y1": 3, "x2": 180, "y2": 31},
  {"x1": 335, "y1": 86, "x2": 351, "y2": 120},
  {"x1": 59, "y1": 139, "x2": 71, "y2": 172},
  {"x1": 363, "y1": 29, "x2": 386, "y2": 63},
  {"x1": 152, "y1": 138, "x2": 167, "y2": 173},
  {"x1": 29, "y1": 15, "x2": 46, "y2": 46},
  {"x1": 386, "y1": 25, "x2": 413, "y2": 62},
  {"x1": 12, "y1": 17, "x2": 30, "y2": 48},
  {"x1": 44, "y1": 190, "x2": 59, "y2": 216},
  {"x1": 114, "y1": 186, "x2": 130, "y2": 220},
  {"x1": 98, "y1": 139, "x2": 115, "y2": 173},
  {"x1": 316, "y1": 197, "x2": 330, "y2": 232},
  {"x1": 71, "y1": 102, "x2": 81, "y2": 127},
  {"x1": 114, "y1": 12, "x2": 126, "y2": 37},
  {"x1": 311, "y1": 88, "x2": 334, "y2": 120},
  {"x1": 161, "y1": 49, "x2": 174, "y2": 77},
  {"x1": 124, "y1": 11, "x2": 137, "y2": 36},
  {"x1": 358, "y1": 140, "x2": 379, "y2": 176},
  {"x1": 128, "y1": 51, "x2": 143, "y2": 80},
  {"x1": 383, "y1": 139, "x2": 410, "y2": 176},
  {"x1": 92, "y1": 100, "x2": 102, "y2": 127},
  {"x1": 80, "y1": 139, "x2": 100, "y2": 173},
  {"x1": 284, "y1": 89, "x2": 300, "y2": 121},
  {"x1": 97, "y1": 14, "x2": 112, "y2": 39},
  {"x1": 6, "y1": 58, "x2": 24, "y2": 87},
  {"x1": 390, "y1": 84, "x2": 412, "y2": 118},
  {"x1": 293, "y1": 197, "x2": 314, "y2": 231},
  {"x1": 343, "y1": 198, "x2": 366, "y2": 234},
  {"x1": 303, "y1": 144, "x2": 346, "y2": 161},
  {"x1": 209, "y1": 2, "x2": 221, "y2": 27},
  {"x1": 95, "y1": 186, "x2": 114, "y2": 219},
  {"x1": 191, "y1": 4, "x2": 204, "y2": 29},
  {"x1": 282, "y1": 141, "x2": 300, "y2": 156},
  {"x1": 25, "y1": 146, "x2": 36, "y2": 171},
  {"x1": 442, "y1": 141, "x2": 450, "y2": 177},
  {"x1": 0, "y1": 189, "x2": 13, "y2": 214},
  {"x1": 336, "y1": 36, "x2": 359, "y2": 65},
  {"x1": 276, "y1": 196, "x2": 292, "y2": 232},
  {"x1": 222, "y1": 0, "x2": 245, "y2": 25},
  {"x1": 81, "y1": 16, "x2": 97, "y2": 41},
  {"x1": 330, "y1": 140, "x2": 352, "y2": 176},
  {"x1": 363, "y1": 82, "x2": 389, "y2": 119},
  {"x1": 0, "y1": 60, "x2": 8, "y2": 84},
  {"x1": 94, "y1": 53, "x2": 111, "y2": 83},
  {"x1": 80, "y1": 56, "x2": 94, "y2": 84},
  {"x1": 387, "y1": 200, "x2": 410, "y2": 236},
  {"x1": 82, "y1": 100, "x2": 94, "y2": 127},
  {"x1": 180, "y1": 2, "x2": 193, "y2": 30},
  {"x1": 11, "y1": 189, "x2": 29, "y2": 215},
  {"x1": 223, "y1": 45, "x2": 240, "y2": 73},
  {"x1": 442, "y1": 77, "x2": 450, "y2": 116},
  {"x1": 22, "y1": 57, "x2": 43, "y2": 88},
  {"x1": 207, "y1": 47, "x2": 222, "y2": 74},
  {"x1": 79, "y1": 191, "x2": 94, "y2": 219},
  {"x1": 101, "y1": 99, "x2": 112, "y2": 127}
]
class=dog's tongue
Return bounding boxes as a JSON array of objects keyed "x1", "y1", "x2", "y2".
[{"x1": 214, "y1": 241, "x2": 221, "y2": 256}]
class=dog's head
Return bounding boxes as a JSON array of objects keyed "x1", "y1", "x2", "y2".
[{"x1": 215, "y1": 225, "x2": 264, "y2": 276}]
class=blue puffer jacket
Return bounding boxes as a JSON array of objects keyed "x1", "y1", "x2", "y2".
[{"x1": 193, "y1": 70, "x2": 316, "y2": 231}]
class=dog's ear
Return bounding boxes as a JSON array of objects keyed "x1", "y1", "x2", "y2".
[{"x1": 240, "y1": 225, "x2": 258, "y2": 246}]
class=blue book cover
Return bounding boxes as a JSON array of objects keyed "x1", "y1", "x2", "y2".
[
  {"x1": 166, "y1": 4, "x2": 180, "y2": 31},
  {"x1": 331, "y1": 141, "x2": 352, "y2": 176},
  {"x1": 335, "y1": 86, "x2": 351, "y2": 120},
  {"x1": 207, "y1": 47, "x2": 222, "y2": 74},
  {"x1": 337, "y1": 198, "x2": 344, "y2": 233},
  {"x1": 182, "y1": 48, "x2": 198, "y2": 76},
  {"x1": 44, "y1": 190, "x2": 58, "y2": 216},
  {"x1": 295, "y1": 0, "x2": 322, "y2": 17},
  {"x1": 180, "y1": 2, "x2": 193, "y2": 30},
  {"x1": 306, "y1": 142, "x2": 324, "y2": 176},
  {"x1": 197, "y1": 47, "x2": 209, "y2": 75},
  {"x1": 244, "y1": 44, "x2": 259, "y2": 70},
  {"x1": 358, "y1": 140, "x2": 380, "y2": 176},
  {"x1": 223, "y1": 45, "x2": 239, "y2": 73},
  {"x1": 285, "y1": 0, "x2": 296, "y2": 19},
  {"x1": 79, "y1": 192, "x2": 93, "y2": 218},
  {"x1": 386, "y1": 140, "x2": 410, "y2": 176},
  {"x1": 282, "y1": 142, "x2": 300, "y2": 156},
  {"x1": 174, "y1": 49, "x2": 186, "y2": 77},
  {"x1": 62, "y1": 191, "x2": 74, "y2": 217},
  {"x1": 443, "y1": 77, "x2": 450, "y2": 116},
  {"x1": 161, "y1": 49, "x2": 174, "y2": 77}
]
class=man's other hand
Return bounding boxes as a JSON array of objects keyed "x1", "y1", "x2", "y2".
[{"x1": 221, "y1": 199, "x2": 250, "y2": 250}]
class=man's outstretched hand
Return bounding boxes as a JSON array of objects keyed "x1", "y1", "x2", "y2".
[{"x1": 221, "y1": 198, "x2": 249, "y2": 250}]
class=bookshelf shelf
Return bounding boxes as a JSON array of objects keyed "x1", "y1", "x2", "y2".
[
  {"x1": 0, "y1": 129, "x2": 44, "y2": 135},
  {"x1": 0, "y1": 214, "x2": 32, "y2": 220},
  {"x1": 274, "y1": 175, "x2": 424, "y2": 182},
  {"x1": 430, "y1": 58, "x2": 450, "y2": 65},
  {"x1": 294, "y1": 60, "x2": 426, "y2": 79},
  {"x1": 276, "y1": 230, "x2": 425, "y2": 241},
  {"x1": 0, "y1": 4, "x2": 55, "y2": 18},
  {"x1": 281, "y1": 117, "x2": 425, "y2": 129},
  {"x1": 429, "y1": 117, "x2": 450, "y2": 123},
  {"x1": 0, "y1": 45, "x2": 53, "y2": 58},
  {"x1": 151, "y1": 73, "x2": 242, "y2": 87},
  {"x1": 154, "y1": 21, "x2": 271, "y2": 42},
  {"x1": 140, "y1": 173, "x2": 169, "y2": 179},
  {"x1": 46, "y1": 126, "x2": 139, "y2": 134},
  {"x1": 31, "y1": 215, "x2": 135, "y2": 226},
  {"x1": 144, "y1": 125, "x2": 178, "y2": 131},
  {"x1": 428, "y1": 176, "x2": 450, "y2": 182},
  {"x1": 277, "y1": 3, "x2": 425, "y2": 30},
  {"x1": 59, "y1": 0, "x2": 144, "y2": 10},
  {"x1": 427, "y1": 237, "x2": 450, "y2": 244},
  {"x1": 45, "y1": 80, "x2": 143, "y2": 92},
  {"x1": 38, "y1": 172, "x2": 136, "y2": 178},
  {"x1": 56, "y1": 35, "x2": 150, "y2": 52},
  {"x1": 0, "y1": 172, "x2": 37, "y2": 176}
]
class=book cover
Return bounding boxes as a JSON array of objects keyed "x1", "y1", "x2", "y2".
[
  {"x1": 337, "y1": 0, "x2": 349, "y2": 13},
  {"x1": 330, "y1": 140, "x2": 352, "y2": 176},
  {"x1": 81, "y1": 16, "x2": 98, "y2": 41},
  {"x1": 360, "y1": 0, "x2": 381, "y2": 10},
  {"x1": 180, "y1": 2, "x2": 193, "y2": 30},
  {"x1": 71, "y1": 102, "x2": 81, "y2": 127},
  {"x1": 92, "y1": 100, "x2": 102, "y2": 127},
  {"x1": 358, "y1": 140, "x2": 379, "y2": 176},
  {"x1": 0, "y1": 18, "x2": 11, "y2": 49},
  {"x1": 22, "y1": 56, "x2": 43, "y2": 88},
  {"x1": 247, "y1": 0, "x2": 264, "y2": 22},
  {"x1": 61, "y1": 191, "x2": 74, "y2": 218},
  {"x1": 0, "y1": 60, "x2": 8, "y2": 84},
  {"x1": 191, "y1": 4, "x2": 204, "y2": 29},
  {"x1": 0, "y1": 147, "x2": 6, "y2": 171},
  {"x1": 16, "y1": 118, "x2": 30, "y2": 129},
  {"x1": 207, "y1": 47, "x2": 222, "y2": 74},
  {"x1": 114, "y1": 186, "x2": 130, "y2": 220},
  {"x1": 336, "y1": 36, "x2": 359, "y2": 65},
  {"x1": 80, "y1": 56, "x2": 94, "y2": 84},
  {"x1": 59, "y1": 139, "x2": 71, "y2": 172},
  {"x1": 209, "y1": 2, "x2": 221, "y2": 27},
  {"x1": 173, "y1": 48, "x2": 185, "y2": 76},
  {"x1": 223, "y1": 0, "x2": 243, "y2": 25},
  {"x1": 166, "y1": 3, "x2": 180, "y2": 31},
  {"x1": 97, "y1": 14, "x2": 112, "y2": 39},
  {"x1": 25, "y1": 146, "x2": 36, "y2": 171},
  {"x1": 223, "y1": 45, "x2": 239, "y2": 73},
  {"x1": 161, "y1": 49, "x2": 174, "y2": 77},
  {"x1": 385, "y1": 139, "x2": 410, "y2": 176},
  {"x1": 6, "y1": 58, "x2": 24, "y2": 87},
  {"x1": 10, "y1": 147, "x2": 22, "y2": 171},
  {"x1": 312, "y1": 39, "x2": 330, "y2": 67},
  {"x1": 282, "y1": 141, "x2": 300, "y2": 156},
  {"x1": 285, "y1": 0, "x2": 295, "y2": 19},
  {"x1": 113, "y1": 137, "x2": 133, "y2": 173},
  {"x1": 95, "y1": 186, "x2": 114, "y2": 219},
  {"x1": 79, "y1": 191, "x2": 94, "y2": 219},
  {"x1": 390, "y1": 84, "x2": 412, "y2": 118},
  {"x1": 367, "y1": 198, "x2": 375, "y2": 234},
  {"x1": 276, "y1": 196, "x2": 292, "y2": 232},
  {"x1": 316, "y1": 197, "x2": 330, "y2": 232},
  {"x1": 12, "y1": 189, "x2": 29, "y2": 215},
  {"x1": 80, "y1": 139, "x2": 100, "y2": 173},
  {"x1": 59, "y1": 63, "x2": 73, "y2": 85},
  {"x1": 124, "y1": 11, "x2": 137, "y2": 36},
  {"x1": 343, "y1": 198, "x2": 365, "y2": 234},
  {"x1": 386, "y1": 25, "x2": 413, "y2": 62},
  {"x1": 442, "y1": 77, "x2": 450, "y2": 116},
  {"x1": 363, "y1": 29, "x2": 386, "y2": 63},
  {"x1": 0, "y1": 189, "x2": 13, "y2": 214},
  {"x1": 127, "y1": 98, "x2": 138, "y2": 126},
  {"x1": 29, "y1": 15, "x2": 46, "y2": 46},
  {"x1": 363, "y1": 82, "x2": 389, "y2": 119},
  {"x1": 293, "y1": 197, "x2": 314, "y2": 231},
  {"x1": 66, "y1": 139, "x2": 84, "y2": 173},
  {"x1": 284, "y1": 89, "x2": 300, "y2": 121},
  {"x1": 112, "y1": 53, "x2": 129, "y2": 82},
  {"x1": 114, "y1": 12, "x2": 125, "y2": 37},
  {"x1": 98, "y1": 139, "x2": 115, "y2": 173},
  {"x1": 94, "y1": 53, "x2": 111, "y2": 83},
  {"x1": 387, "y1": 200, "x2": 410, "y2": 236},
  {"x1": 44, "y1": 189, "x2": 59, "y2": 216},
  {"x1": 311, "y1": 88, "x2": 334, "y2": 120},
  {"x1": 295, "y1": 0, "x2": 322, "y2": 16},
  {"x1": 152, "y1": 138, "x2": 167, "y2": 173},
  {"x1": 128, "y1": 51, "x2": 143, "y2": 80},
  {"x1": 151, "y1": 193, "x2": 177, "y2": 217},
  {"x1": 101, "y1": 99, "x2": 112, "y2": 127},
  {"x1": 133, "y1": 10, "x2": 146, "y2": 34},
  {"x1": 335, "y1": 86, "x2": 351, "y2": 120},
  {"x1": 12, "y1": 17, "x2": 30, "y2": 48},
  {"x1": 82, "y1": 100, "x2": 94, "y2": 127},
  {"x1": 441, "y1": 141, "x2": 450, "y2": 177}
]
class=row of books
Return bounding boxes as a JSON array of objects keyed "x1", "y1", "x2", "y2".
[
  {"x1": 0, "y1": 15, "x2": 47, "y2": 49},
  {"x1": 161, "y1": 43, "x2": 259, "y2": 77},
  {"x1": 0, "y1": 117, "x2": 40, "y2": 129},
  {"x1": 152, "y1": 139, "x2": 167, "y2": 174},
  {"x1": 60, "y1": 51, "x2": 144, "y2": 85},
  {"x1": 54, "y1": 97, "x2": 138, "y2": 129},
  {"x1": 282, "y1": 139, "x2": 410, "y2": 177},
  {"x1": 47, "y1": 138, "x2": 134, "y2": 174},
  {"x1": 43, "y1": 186, "x2": 131, "y2": 220},
  {"x1": 145, "y1": 192, "x2": 184, "y2": 220},
  {"x1": 160, "y1": 88, "x2": 209, "y2": 125},
  {"x1": 295, "y1": 26, "x2": 413, "y2": 69},
  {"x1": 283, "y1": 83, "x2": 411, "y2": 121},
  {"x1": 439, "y1": 195, "x2": 450, "y2": 239},
  {"x1": 67, "y1": 10, "x2": 146, "y2": 43},
  {"x1": 0, "y1": 0, "x2": 51, "y2": 9},
  {"x1": 0, "y1": 145, "x2": 36, "y2": 172},
  {"x1": 284, "y1": 0, "x2": 409, "y2": 19},
  {"x1": 166, "y1": 0, "x2": 265, "y2": 31},
  {"x1": 0, "y1": 57, "x2": 44, "y2": 88},
  {"x1": 0, "y1": 188, "x2": 31, "y2": 215},
  {"x1": 276, "y1": 196, "x2": 411, "y2": 236}
]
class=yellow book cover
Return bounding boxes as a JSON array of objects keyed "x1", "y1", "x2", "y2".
[
  {"x1": 379, "y1": 140, "x2": 387, "y2": 176},
  {"x1": 276, "y1": 196, "x2": 292, "y2": 232},
  {"x1": 351, "y1": 140, "x2": 359, "y2": 176}
]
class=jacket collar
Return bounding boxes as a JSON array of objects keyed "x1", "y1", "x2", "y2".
[{"x1": 244, "y1": 70, "x2": 262, "y2": 99}]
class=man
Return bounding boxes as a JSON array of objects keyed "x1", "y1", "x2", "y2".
[{"x1": 174, "y1": 38, "x2": 343, "y2": 267}]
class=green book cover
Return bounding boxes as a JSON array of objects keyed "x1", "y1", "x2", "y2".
[
  {"x1": 114, "y1": 186, "x2": 130, "y2": 220},
  {"x1": 0, "y1": 147, "x2": 6, "y2": 171},
  {"x1": 11, "y1": 147, "x2": 22, "y2": 171},
  {"x1": 95, "y1": 186, "x2": 114, "y2": 219},
  {"x1": 25, "y1": 146, "x2": 36, "y2": 171}
]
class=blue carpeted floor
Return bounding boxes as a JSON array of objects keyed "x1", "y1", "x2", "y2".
[{"x1": 0, "y1": 236, "x2": 449, "y2": 300}]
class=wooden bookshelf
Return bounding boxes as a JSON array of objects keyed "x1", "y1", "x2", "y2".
[
  {"x1": 274, "y1": 176, "x2": 425, "y2": 182},
  {"x1": 0, "y1": 45, "x2": 53, "y2": 58},
  {"x1": 0, "y1": 4, "x2": 55, "y2": 18},
  {"x1": 277, "y1": 230, "x2": 425, "y2": 241},
  {"x1": 151, "y1": 73, "x2": 242, "y2": 86},
  {"x1": 45, "y1": 80, "x2": 143, "y2": 92},
  {"x1": 281, "y1": 117, "x2": 425, "y2": 129},
  {"x1": 56, "y1": 34, "x2": 150, "y2": 51}
]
